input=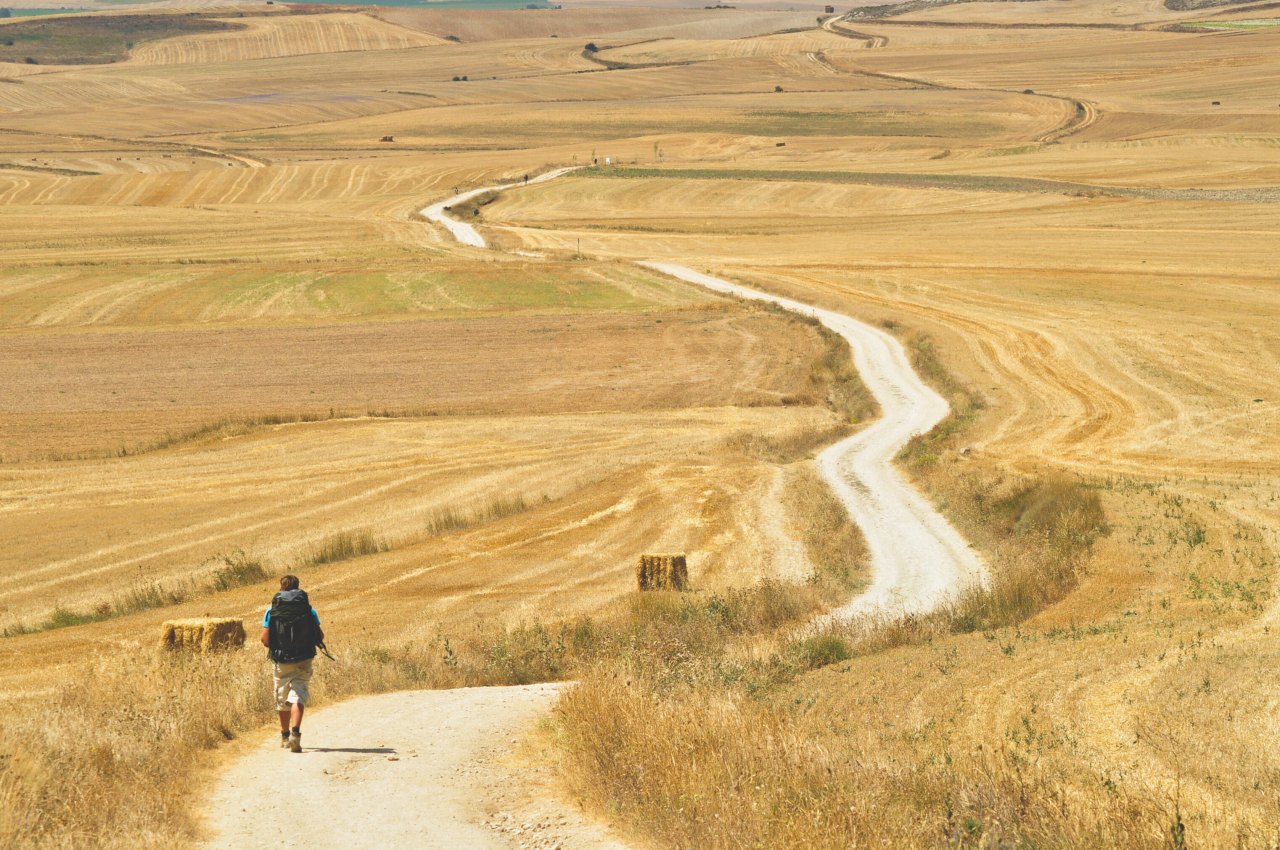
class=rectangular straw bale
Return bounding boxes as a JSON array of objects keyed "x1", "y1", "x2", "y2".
[
  {"x1": 159, "y1": 617, "x2": 246, "y2": 652},
  {"x1": 637, "y1": 553, "x2": 688, "y2": 591}
]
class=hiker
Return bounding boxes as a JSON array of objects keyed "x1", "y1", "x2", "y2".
[
  {"x1": 260, "y1": 575, "x2": 323, "y2": 753},
  {"x1": 524, "y1": 173, "x2": 529, "y2": 184}
]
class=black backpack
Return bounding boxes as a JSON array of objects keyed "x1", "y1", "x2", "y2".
[{"x1": 268, "y1": 589, "x2": 318, "y2": 663}]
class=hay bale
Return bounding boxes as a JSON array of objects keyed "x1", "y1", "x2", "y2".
[
  {"x1": 159, "y1": 618, "x2": 246, "y2": 652},
  {"x1": 637, "y1": 554, "x2": 688, "y2": 592}
]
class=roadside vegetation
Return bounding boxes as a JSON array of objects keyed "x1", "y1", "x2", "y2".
[
  {"x1": 728, "y1": 303, "x2": 878, "y2": 463},
  {"x1": 444, "y1": 189, "x2": 501, "y2": 219},
  {"x1": 554, "y1": 326, "x2": 1124, "y2": 849},
  {"x1": 0, "y1": 318, "x2": 1121, "y2": 849}
]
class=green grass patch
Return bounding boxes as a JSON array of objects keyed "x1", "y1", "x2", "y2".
[
  {"x1": 1189, "y1": 18, "x2": 1280, "y2": 28},
  {"x1": 0, "y1": 13, "x2": 243, "y2": 65},
  {"x1": 0, "y1": 263, "x2": 719, "y2": 329},
  {"x1": 583, "y1": 165, "x2": 1103, "y2": 196}
]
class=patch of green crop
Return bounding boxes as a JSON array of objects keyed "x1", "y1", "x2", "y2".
[{"x1": 0, "y1": 13, "x2": 242, "y2": 65}]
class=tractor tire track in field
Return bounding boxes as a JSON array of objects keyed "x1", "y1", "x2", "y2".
[{"x1": 202, "y1": 170, "x2": 985, "y2": 849}]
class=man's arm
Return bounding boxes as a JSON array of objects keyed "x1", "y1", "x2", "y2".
[{"x1": 260, "y1": 627, "x2": 270, "y2": 647}]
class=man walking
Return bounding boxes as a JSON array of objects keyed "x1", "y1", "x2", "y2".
[{"x1": 260, "y1": 575, "x2": 323, "y2": 753}]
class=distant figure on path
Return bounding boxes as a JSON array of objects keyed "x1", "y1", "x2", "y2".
[
  {"x1": 260, "y1": 575, "x2": 324, "y2": 753},
  {"x1": 524, "y1": 173, "x2": 529, "y2": 184}
]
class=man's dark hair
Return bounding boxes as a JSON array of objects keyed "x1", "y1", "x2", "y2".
[{"x1": 279, "y1": 574, "x2": 300, "y2": 592}]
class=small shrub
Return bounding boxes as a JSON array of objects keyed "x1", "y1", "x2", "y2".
[
  {"x1": 584, "y1": 41, "x2": 598, "y2": 52},
  {"x1": 792, "y1": 632, "x2": 853, "y2": 669},
  {"x1": 775, "y1": 85, "x2": 784, "y2": 92},
  {"x1": 210, "y1": 551, "x2": 268, "y2": 593}
]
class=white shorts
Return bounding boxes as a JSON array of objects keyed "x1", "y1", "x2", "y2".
[{"x1": 273, "y1": 658, "x2": 313, "y2": 711}]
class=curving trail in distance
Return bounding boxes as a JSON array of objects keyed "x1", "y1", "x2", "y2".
[
  {"x1": 640, "y1": 263, "x2": 985, "y2": 618},
  {"x1": 420, "y1": 168, "x2": 578, "y2": 247},
  {"x1": 424, "y1": 172, "x2": 985, "y2": 617}
]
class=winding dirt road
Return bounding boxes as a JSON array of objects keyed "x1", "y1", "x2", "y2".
[
  {"x1": 201, "y1": 174, "x2": 984, "y2": 848},
  {"x1": 421, "y1": 168, "x2": 578, "y2": 247},
  {"x1": 424, "y1": 173, "x2": 985, "y2": 615},
  {"x1": 641, "y1": 263, "x2": 985, "y2": 618}
]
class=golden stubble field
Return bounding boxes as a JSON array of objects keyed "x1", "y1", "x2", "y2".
[{"x1": 1, "y1": 1, "x2": 1279, "y2": 847}]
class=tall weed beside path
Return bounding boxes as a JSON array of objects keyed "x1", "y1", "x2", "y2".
[
  {"x1": 559, "y1": 670, "x2": 1166, "y2": 850},
  {"x1": 552, "y1": 322, "x2": 1136, "y2": 850},
  {"x1": 0, "y1": 649, "x2": 272, "y2": 849}
]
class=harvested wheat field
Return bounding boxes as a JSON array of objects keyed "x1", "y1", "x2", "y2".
[{"x1": 1, "y1": 0, "x2": 1279, "y2": 847}]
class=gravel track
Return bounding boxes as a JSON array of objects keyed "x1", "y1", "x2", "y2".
[{"x1": 641, "y1": 262, "x2": 985, "y2": 618}]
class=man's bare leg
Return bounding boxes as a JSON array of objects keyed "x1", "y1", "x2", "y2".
[{"x1": 277, "y1": 702, "x2": 305, "y2": 732}]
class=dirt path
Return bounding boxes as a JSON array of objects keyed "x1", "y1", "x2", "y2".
[
  {"x1": 201, "y1": 172, "x2": 985, "y2": 847},
  {"x1": 641, "y1": 262, "x2": 985, "y2": 618},
  {"x1": 421, "y1": 168, "x2": 577, "y2": 247},
  {"x1": 200, "y1": 683, "x2": 630, "y2": 850},
  {"x1": 429, "y1": 171, "x2": 986, "y2": 615},
  {"x1": 427, "y1": 177, "x2": 987, "y2": 613}
]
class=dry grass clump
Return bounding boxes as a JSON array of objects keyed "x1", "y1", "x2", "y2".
[
  {"x1": 421, "y1": 493, "x2": 528, "y2": 537},
  {"x1": 2, "y1": 552, "x2": 267, "y2": 639},
  {"x1": 135, "y1": 411, "x2": 334, "y2": 457},
  {"x1": 0, "y1": 649, "x2": 273, "y2": 849},
  {"x1": 305, "y1": 530, "x2": 388, "y2": 567},
  {"x1": 558, "y1": 669, "x2": 1165, "y2": 850},
  {"x1": 725, "y1": 420, "x2": 850, "y2": 463}
]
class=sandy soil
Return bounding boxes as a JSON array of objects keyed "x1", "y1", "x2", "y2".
[{"x1": 200, "y1": 683, "x2": 633, "y2": 850}]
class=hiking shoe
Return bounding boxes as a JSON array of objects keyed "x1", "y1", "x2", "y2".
[
  {"x1": 281, "y1": 734, "x2": 290, "y2": 749},
  {"x1": 288, "y1": 733, "x2": 302, "y2": 753}
]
